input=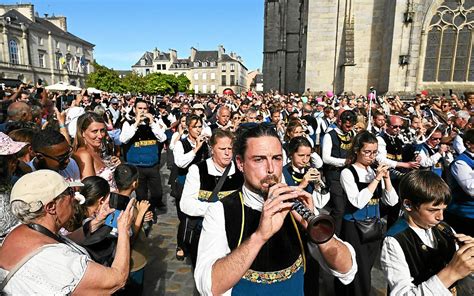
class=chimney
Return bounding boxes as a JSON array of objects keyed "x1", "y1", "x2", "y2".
[
  {"x1": 0, "y1": 4, "x2": 35, "y2": 21},
  {"x1": 218, "y1": 45, "x2": 225, "y2": 60},
  {"x1": 190, "y1": 47, "x2": 197, "y2": 62},
  {"x1": 46, "y1": 16, "x2": 67, "y2": 31},
  {"x1": 169, "y1": 49, "x2": 177, "y2": 63}
]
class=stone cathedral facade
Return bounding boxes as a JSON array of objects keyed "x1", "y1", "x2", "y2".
[{"x1": 263, "y1": 0, "x2": 474, "y2": 97}]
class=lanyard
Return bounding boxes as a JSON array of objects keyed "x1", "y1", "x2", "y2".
[{"x1": 27, "y1": 223, "x2": 87, "y2": 256}]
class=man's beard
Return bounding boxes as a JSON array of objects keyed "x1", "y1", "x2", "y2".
[{"x1": 257, "y1": 174, "x2": 279, "y2": 199}]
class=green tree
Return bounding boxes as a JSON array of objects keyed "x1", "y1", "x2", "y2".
[
  {"x1": 176, "y1": 74, "x2": 191, "y2": 92},
  {"x1": 86, "y1": 61, "x2": 124, "y2": 93},
  {"x1": 122, "y1": 72, "x2": 146, "y2": 94}
]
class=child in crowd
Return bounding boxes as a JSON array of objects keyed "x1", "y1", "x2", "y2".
[
  {"x1": 113, "y1": 164, "x2": 153, "y2": 296},
  {"x1": 381, "y1": 170, "x2": 474, "y2": 295}
]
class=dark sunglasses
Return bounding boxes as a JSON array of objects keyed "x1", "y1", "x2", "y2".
[
  {"x1": 39, "y1": 147, "x2": 72, "y2": 164},
  {"x1": 390, "y1": 125, "x2": 403, "y2": 129}
]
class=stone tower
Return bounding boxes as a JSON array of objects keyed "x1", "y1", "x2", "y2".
[{"x1": 263, "y1": 0, "x2": 474, "y2": 97}]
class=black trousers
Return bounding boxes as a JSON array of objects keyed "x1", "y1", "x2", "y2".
[
  {"x1": 174, "y1": 182, "x2": 187, "y2": 251},
  {"x1": 334, "y1": 220, "x2": 380, "y2": 296},
  {"x1": 135, "y1": 164, "x2": 164, "y2": 210},
  {"x1": 327, "y1": 177, "x2": 346, "y2": 236}
]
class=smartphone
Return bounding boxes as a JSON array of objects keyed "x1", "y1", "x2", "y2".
[
  {"x1": 109, "y1": 192, "x2": 128, "y2": 211},
  {"x1": 104, "y1": 193, "x2": 129, "y2": 232},
  {"x1": 37, "y1": 78, "x2": 43, "y2": 86},
  {"x1": 55, "y1": 96, "x2": 63, "y2": 112},
  {"x1": 449, "y1": 89, "x2": 453, "y2": 96}
]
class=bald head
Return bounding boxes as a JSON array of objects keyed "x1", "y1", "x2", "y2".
[
  {"x1": 386, "y1": 116, "x2": 403, "y2": 136},
  {"x1": 7, "y1": 102, "x2": 32, "y2": 122}
]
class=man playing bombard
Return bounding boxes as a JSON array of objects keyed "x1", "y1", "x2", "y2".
[{"x1": 195, "y1": 123, "x2": 357, "y2": 295}]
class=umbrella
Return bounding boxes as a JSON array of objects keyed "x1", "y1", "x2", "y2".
[
  {"x1": 45, "y1": 82, "x2": 81, "y2": 91},
  {"x1": 87, "y1": 87, "x2": 103, "y2": 94}
]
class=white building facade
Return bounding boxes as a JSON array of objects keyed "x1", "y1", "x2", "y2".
[{"x1": 0, "y1": 4, "x2": 94, "y2": 87}]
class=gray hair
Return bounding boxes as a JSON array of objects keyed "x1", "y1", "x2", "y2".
[
  {"x1": 456, "y1": 110, "x2": 470, "y2": 121},
  {"x1": 10, "y1": 200, "x2": 45, "y2": 224},
  {"x1": 94, "y1": 105, "x2": 106, "y2": 116}
]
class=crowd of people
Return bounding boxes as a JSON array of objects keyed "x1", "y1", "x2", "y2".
[{"x1": 0, "y1": 82, "x2": 473, "y2": 295}]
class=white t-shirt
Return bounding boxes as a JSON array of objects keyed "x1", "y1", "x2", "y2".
[{"x1": 28, "y1": 158, "x2": 81, "y2": 182}]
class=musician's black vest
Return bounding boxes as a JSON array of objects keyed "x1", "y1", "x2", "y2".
[
  {"x1": 221, "y1": 191, "x2": 302, "y2": 271},
  {"x1": 387, "y1": 220, "x2": 456, "y2": 286},
  {"x1": 196, "y1": 160, "x2": 244, "y2": 202},
  {"x1": 382, "y1": 133, "x2": 404, "y2": 161},
  {"x1": 177, "y1": 138, "x2": 209, "y2": 179}
]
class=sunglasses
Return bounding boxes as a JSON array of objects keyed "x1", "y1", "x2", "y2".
[
  {"x1": 390, "y1": 125, "x2": 403, "y2": 129},
  {"x1": 39, "y1": 147, "x2": 72, "y2": 164},
  {"x1": 431, "y1": 137, "x2": 442, "y2": 141}
]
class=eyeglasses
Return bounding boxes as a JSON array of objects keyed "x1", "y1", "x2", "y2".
[
  {"x1": 361, "y1": 150, "x2": 378, "y2": 157},
  {"x1": 390, "y1": 125, "x2": 403, "y2": 129},
  {"x1": 431, "y1": 137, "x2": 442, "y2": 141},
  {"x1": 39, "y1": 146, "x2": 72, "y2": 164}
]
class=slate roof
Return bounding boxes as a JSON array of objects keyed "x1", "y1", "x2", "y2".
[
  {"x1": 133, "y1": 51, "x2": 154, "y2": 67},
  {"x1": 194, "y1": 51, "x2": 218, "y2": 62},
  {"x1": 2, "y1": 10, "x2": 94, "y2": 47},
  {"x1": 154, "y1": 52, "x2": 170, "y2": 61}
]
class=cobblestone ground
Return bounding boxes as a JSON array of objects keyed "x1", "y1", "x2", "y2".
[{"x1": 142, "y1": 160, "x2": 387, "y2": 295}]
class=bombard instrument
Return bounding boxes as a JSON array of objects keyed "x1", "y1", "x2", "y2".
[{"x1": 269, "y1": 181, "x2": 335, "y2": 244}]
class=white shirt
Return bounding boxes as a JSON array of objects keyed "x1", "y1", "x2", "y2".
[
  {"x1": 180, "y1": 158, "x2": 237, "y2": 217},
  {"x1": 321, "y1": 127, "x2": 347, "y2": 167},
  {"x1": 28, "y1": 158, "x2": 81, "y2": 182},
  {"x1": 453, "y1": 134, "x2": 466, "y2": 155},
  {"x1": 194, "y1": 185, "x2": 358, "y2": 295},
  {"x1": 376, "y1": 133, "x2": 401, "y2": 169},
  {"x1": 450, "y1": 151, "x2": 474, "y2": 196},
  {"x1": 381, "y1": 224, "x2": 454, "y2": 296},
  {"x1": 119, "y1": 120, "x2": 167, "y2": 144},
  {"x1": 418, "y1": 145, "x2": 443, "y2": 168},
  {"x1": 172, "y1": 137, "x2": 199, "y2": 168},
  {"x1": 340, "y1": 165, "x2": 398, "y2": 209}
]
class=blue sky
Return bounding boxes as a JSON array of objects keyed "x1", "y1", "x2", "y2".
[{"x1": 6, "y1": 0, "x2": 264, "y2": 71}]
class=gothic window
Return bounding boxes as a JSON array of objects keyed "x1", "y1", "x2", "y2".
[
  {"x1": 423, "y1": 0, "x2": 474, "y2": 82},
  {"x1": 9, "y1": 40, "x2": 19, "y2": 64}
]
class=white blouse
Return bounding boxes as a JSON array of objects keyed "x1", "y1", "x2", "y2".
[{"x1": 0, "y1": 242, "x2": 90, "y2": 295}]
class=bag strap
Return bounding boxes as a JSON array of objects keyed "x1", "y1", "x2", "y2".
[
  {"x1": 209, "y1": 162, "x2": 232, "y2": 202},
  {"x1": 0, "y1": 245, "x2": 55, "y2": 291}
]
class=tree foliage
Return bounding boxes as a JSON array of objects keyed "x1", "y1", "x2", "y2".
[
  {"x1": 86, "y1": 61, "x2": 124, "y2": 93},
  {"x1": 86, "y1": 61, "x2": 191, "y2": 95}
]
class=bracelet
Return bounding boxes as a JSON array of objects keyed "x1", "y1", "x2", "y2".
[
  {"x1": 59, "y1": 123, "x2": 65, "y2": 129},
  {"x1": 375, "y1": 178, "x2": 382, "y2": 182}
]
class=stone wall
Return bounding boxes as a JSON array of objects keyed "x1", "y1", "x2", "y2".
[{"x1": 264, "y1": 0, "x2": 473, "y2": 96}]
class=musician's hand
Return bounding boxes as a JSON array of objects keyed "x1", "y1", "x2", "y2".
[
  {"x1": 405, "y1": 161, "x2": 420, "y2": 169},
  {"x1": 442, "y1": 241, "x2": 474, "y2": 283},
  {"x1": 375, "y1": 163, "x2": 389, "y2": 180},
  {"x1": 255, "y1": 184, "x2": 297, "y2": 242},
  {"x1": 290, "y1": 188, "x2": 315, "y2": 230},
  {"x1": 454, "y1": 234, "x2": 474, "y2": 245}
]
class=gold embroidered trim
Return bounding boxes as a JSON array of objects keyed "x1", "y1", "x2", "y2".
[
  {"x1": 242, "y1": 255, "x2": 303, "y2": 284},
  {"x1": 198, "y1": 189, "x2": 236, "y2": 201}
]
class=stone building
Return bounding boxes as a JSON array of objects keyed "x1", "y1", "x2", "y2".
[
  {"x1": 0, "y1": 4, "x2": 94, "y2": 87},
  {"x1": 132, "y1": 45, "x2": 248, "y2": 94},
  {"x1": 263, "y1": 0, "x2": 474, "y2": 97}
]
